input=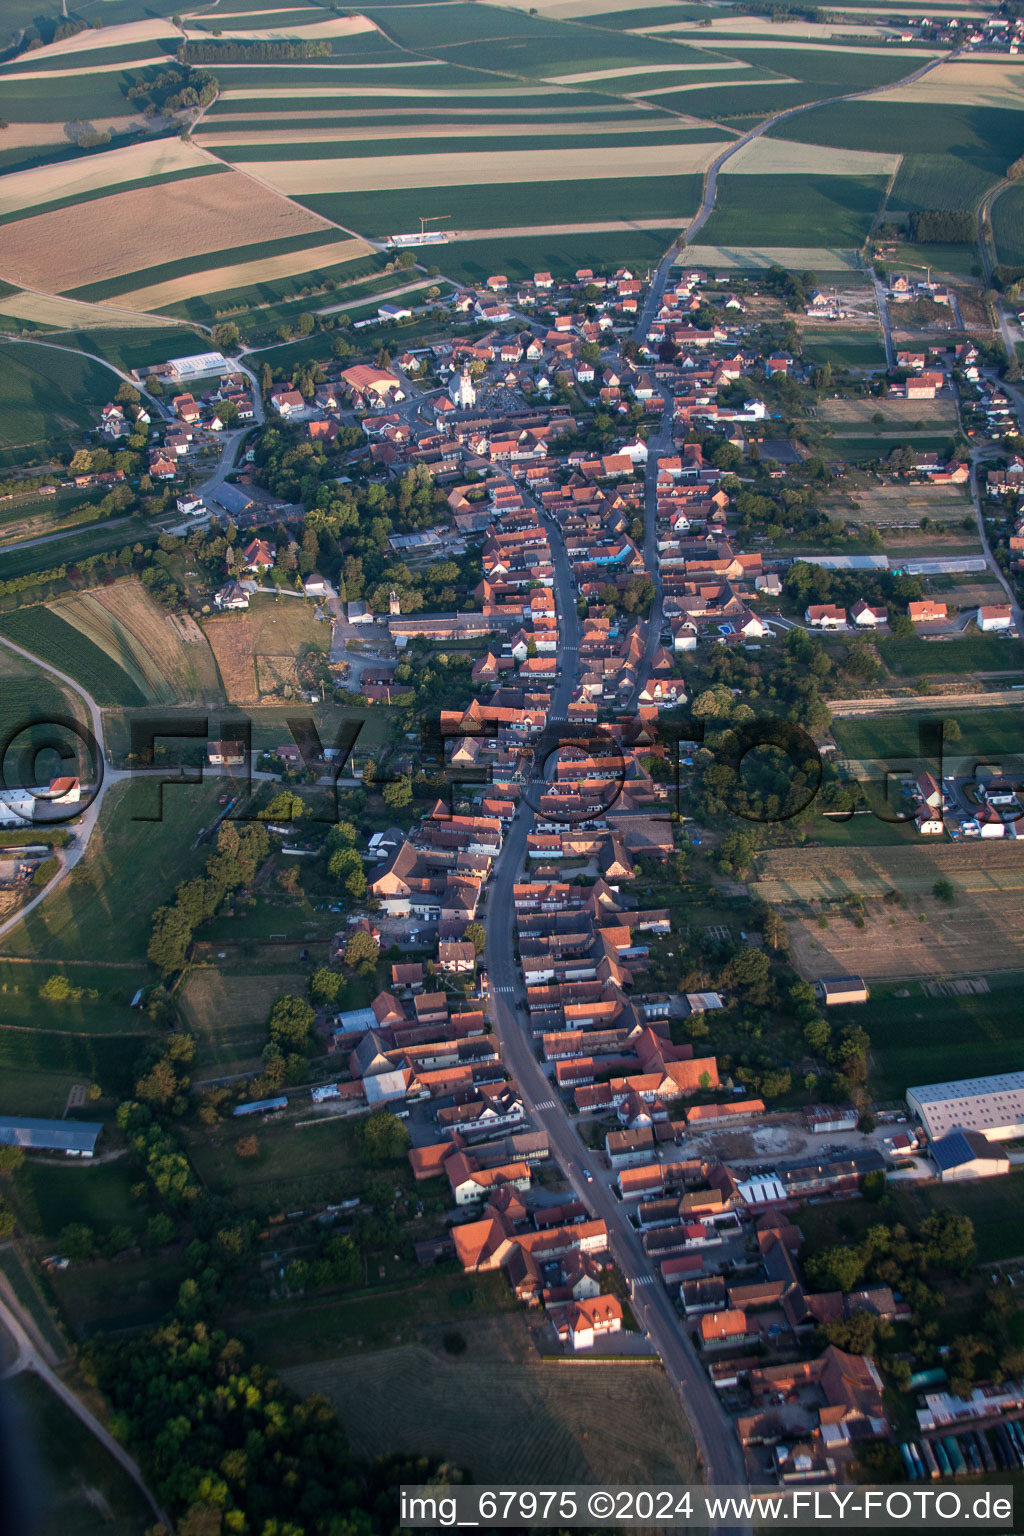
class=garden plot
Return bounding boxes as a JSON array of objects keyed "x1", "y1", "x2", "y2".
[
  {"x1": 722, "y1": 137, "x2": 900, "y2": 177},
  {"x1": 843, "y1": 483, "x2": 970, "y2": 525},
  {"x1": 1, "y1": 172, "x2": 333, "y2": 294},
  {"x1": 111, "y1": 237, "x2": 371, "y2": 311},
  {"x1": 818, "y1": 398, "x2": 958, "y2": 429},
  {"x1": 253, "y1": 140, "x2": 720, "y2": 196},
  {"x1": 201, "y1": 596, "x2": 326, "y2": 707}
]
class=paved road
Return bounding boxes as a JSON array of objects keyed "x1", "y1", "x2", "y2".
[
  {"x1": 482, "y1": 516, "x2": 750, "y2": 1515},
  {"x1": 0, "y1": 1270, "x2": 171, "y2": 1531},
  {"x1": 0, "y1": 336, "x2": 172, "y2": 421},
  {"x1": 977, "y1": 181, "x2": 1020, "y2": 361}
]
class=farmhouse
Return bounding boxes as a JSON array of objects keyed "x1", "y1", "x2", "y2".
[{"x1": 907, "y1": 1071, "x2": 1024, "y2": 1143}]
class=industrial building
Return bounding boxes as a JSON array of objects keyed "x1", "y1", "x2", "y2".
[
  {"x1": 907, "y1": 1071, "x2": 1024, "y2": 1143},
  {"x1": 0, "y1": 1117, "x2": 102, "y2": 1157}
]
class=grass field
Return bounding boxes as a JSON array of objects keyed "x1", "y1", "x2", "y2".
[
  {"x1": 0, "y1": 778, "x2": 225, "y2": 966},
  {"x1": 879, "y1": 632, "x2": 1024, "y2": 677},
  {"x1": 55, "y1": 328, "x2": 208, "y2": 374},
  {"x1": 201, "y1": 594, "x2": 329, "y2": 706},
  {"x1": 13, "y1": 1159, "x2": 144, "y2": 1241},
  {"x1": 8, "y1": 1372, "x2": 154, "y2": 1536},
  {"x1": 818, "y1": 397, "x2": 958, "y2": 430},
  {"x1": 0, "y1": 608, "x2": 147, "y2": 708},
  {"x1": 0, "y1": 960, "x2": 147, "y2": 1036},
  {"x1": 833, "y1": 707, "x2": 1024, "y2": 766},
  {"x1": 0, "y1": 343, "x2": 118, "y2": 453},
  {"x1": 0, "y1": 649, "x2": 85, "y2": 771},
  {"x1": 697, "y1": 173, "x2": 888, "y2": 248},
  {"x1": 827, "y1": 973, "x2": 1024, "y2": 1098},
  {"x1": 0, "y1": 517, "x2": 157, "y2": 579},
  {"x1": 179, "y1": 966, "x2": 312, "y2": 1073},
  {"x1": 841, "y1": 480, "x2": 970, "y2": 521},
  {"x1": 888, "y1": 153, "x2": 999, "y2": 214},
  {"x1": 299, "y1": 175, "x2": 703, "y2": 239},
  {"x1": 0, "y1": 1027, "x2": 146, "y2": 1114},
  {"x1": 993, "y1": 180, "x2": 1024, "y2": 272},
  {"x1": 52, "y1": 583, "x2": 225, "y2": 706},
  {"x1": 800, "y1": 331, "x2": 888, "y2": 367},
  {"x1": 767, "y1": 101, "x2": 1024, "y2": 179},
  {"x1": 283, "y1": 1341, "x2": 699, "y2": 1483}
]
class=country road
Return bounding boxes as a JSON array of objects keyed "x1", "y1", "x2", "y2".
[
  {"x1": 0, "y1": 1268, "x2": 171, "y2": 1531},
  {"x1": 482, "y1": 499, "x2": 751, "y2": 1521}
]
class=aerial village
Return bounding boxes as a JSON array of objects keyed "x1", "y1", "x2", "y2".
[{"x1": 35, "y1": 256, "x2": 1024, "y2": 1487}]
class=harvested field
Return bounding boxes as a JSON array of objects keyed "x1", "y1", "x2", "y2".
[
  {"x1": 843, "y1": 483, "x2": 970, "y2": 524},
  {"x1": 6, "y1": 17, "x2": 177, "y2": 62},
  {"x1": 447, "y1": 218, "x2": 681, "y2": 240},
  {"x1": 1, "y1": 172, "x2": 332, "y2": 294},
  {"x1": 251, "y1": 141, "x2": 721, "y2": 195},
  {"x1": 0, "y1": 118, "x2": 145, "y2": 150},
  {"x1": 681, "y1": 244, "x2": 863, "y2": 269},
  {"x1": 0, "y1": 290, "x2": 183, "y2": 329},
  {"x1": 754, "y1": 842, "x2": 1024, "y2": 902},
  {"x1": 642, "y1": 15, "x2": 893, "y2": 35},
  {"x1": 0, "y1": 137, "x2": 212, "y2": 218},
  {"x1": 818, "y1": 397, "x2": 958, "y2": 428},
  {"x1": 183, "y1": 14, "x2": 376, "y2": 39},
  {"x1": 544, "y1": 61, "x2": 746, "y2": 81},
  {"x1": 873, "y1": 59, "x2": 1024, "y2": 108},
  {"x1": 51, "y1": 582, "x2": 224, "y2": 706},
  {"x1": 201, "y1": 595, "x2": 327, "y2": 706},
  {"x1": 283, "y1": 1345, "x2": 699, "y2": 1486},
  {"x1": 723, "y1": 137, "x2": 900, "y2": 177},
  {"x1": 785, "y1": 887, "x2": 1024, "y2": 981},
  {"x1": 110, "y1": 236, "x2": 371, "y2": 310}
]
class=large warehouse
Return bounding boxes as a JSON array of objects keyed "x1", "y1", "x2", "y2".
[{"x1": 906, "y1": 1072, "x2": 1024, "y2": 1143}]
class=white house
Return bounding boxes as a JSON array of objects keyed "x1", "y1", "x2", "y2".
[
  {"x1": 850, "y1": 600, "x2": 887, "y2": 628},
  {"x1": 805, "y1": 604, "x2": 847, "y2": 629},
  {"x1": 620, "y1": 436, "x2": 649, "y2": 465},
  {"x1": 978, "y1": 604, "x2": 1013, "y2": 631}
]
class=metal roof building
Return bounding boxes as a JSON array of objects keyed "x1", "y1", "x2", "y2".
[
  {"x1": 907, "y1": 1071, "x2": 1024, "y2": 1143},
  {"x1": 0, "y1": 1117, "x2": 102, "y2": 1157}
]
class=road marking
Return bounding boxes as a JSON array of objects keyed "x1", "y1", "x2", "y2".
[
  {"x1": 633, "y1": 1274, "x2": 656, "y2": 1287},
  {"x1": 533, "y1": 1098, "x2": 556, "y2": 1111}
]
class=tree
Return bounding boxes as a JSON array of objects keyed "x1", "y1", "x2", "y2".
[
  {"x1": 382, "y1": 775, "x2": 413, "y2": 811},
  {"x1": 268, "y1": 994, "x2": 315, "y2": 1049},
  {"x1": 933, "y1": 877, "x2": 955, "y2": 903},
  {"x1": 58, "y1": 1223, "x2": 95, "y2": 1262},
  {"x1": 942, "y1": 718, "x2": 962, "y2": 742},
  {"x1": 0, "y1": 1146, "x2": 25, "y2": 1173},
  {"x1": 344, "y1": 930, "x2": 379, "y2": 969},
  {"x1": 310, "y1": 967, "x2": 342, "y2": 1005},
  {"x1": 357, "y1": 1107, "x2": 411, "y2": 1162},
  {"x1": 463, "y1": 921, "x2": 486, "y2": 955},
  {"x1": 211, "y1": 321, "x2": 240, "y2": 351}
]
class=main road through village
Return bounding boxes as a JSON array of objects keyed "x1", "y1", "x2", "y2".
[{"x1": 482, "y1": 258, "x2": 751, "y2": 1515}]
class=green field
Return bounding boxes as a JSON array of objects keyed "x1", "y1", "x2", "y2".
[
  {"x1": 993, "y1": 180, "x2": 1024, "y2": 271},
  {"x1": 888, "y1": 153, "x2": 998, "y2": 215},
  {"x1": 0, "y1": 655, "x2": 86, "y2": 773},
  {"x1": 878, "y1": 632, "x2": 1024, "y2": 677},
  {"x1": 9, "y1": 1372, "x2": 156, "y2": 1536},
  {"x1": 56, "y1": 327, "x2": 208, "y2": 374},
  {"x1": 826, "y1": 433, "x2": 954, "y2": 460},
  {"x1": 801, "y1": 332, "x2": 888, "y2": 369},
  {"x1": 299, "y1": 175, "x2": 703, "y2": 239},
  {"x1": 0, "y1": 778, "x2": 226, "y2": 966},
  {"x1": 0, "y1": 517, "x2": 157, "y2": 583},
  {"x1": 699, "y1": 173, "x2": 888, "y2": 247},
  {"x1": 0, "y1": 1028, "x2": 146, "y2": 1114},
  {"x1": 769, "y1": 101, "x2": 1024, "y2": 177},
  {"x1": 828, "y1": 973, "x2": 1024, "y2": 1099},
  {"x1": 0, "y1": 343, "x2": 118, "y2": 453},
  {"x1": 833, "y1": 707, "x2": 1024, "y2": 765},
  {"x1": 216, "y1": 128, "x2": 727, "y2": 164},
  {"x1": 0, "y1": 608, "x2": 147, "y2": 708},
  {"x1": 0, "y1": 960, "x2": 148, "y2": 1035},
  {"x1": 13, "y1": 1159, "x2": 144, "y2": 1240}
]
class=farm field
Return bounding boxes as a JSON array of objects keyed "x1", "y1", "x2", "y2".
[
  {"x1": 300, "y1": 176, "x2": 703, "y2": 239},
  {"x1": 0, "y1": 136, "x2": 211, "y2": 218},
  {"x1": 0, "y1": 607, "x2": 147, "y2": 707},
  {"x1": 283, "y1": 1344, "x2": 700, "y2": 1485},
  {"x1": 89, "y1": 238, "x2": 374, "y2": 313},
  {"x1": 722, "y1": 136, "x2": 899, "y2": 178},
  {"x1": 2, "y1": 169, "x2": 334, "y2": 295},
  {"x1": 840, "y1": 481, "x2": 971, "y2": 523},
  {"x1": 0, "y1": 1027, "x2": 147, "y2": 1115},
  {"x1": 51, "y1": 583, "x2": 226, "y2": 706},
  {"x1": 0, "y1": 342, "x2": 121, "y2": 452},
  {"x1": 0, "y1": 959, "x2": 147, "y2": 1035},
  {"x1": 767, "y1": 100, "x2": 1023, "y2": 180},
  {"x1": 832, "y1": 707, "x2": 1024, "y2": 766},
  {"x1": 683, "y1": 245, "x2": 864, "y2": 271},
  {"x1": 0, "y1": 517, "x2": 158, "y2": 581},
  {"x1": 437, "y1": 229, "x2": 680, "y2": 282},
  {"x1": 826, "y1": 973, "x2": 1024, "y2": 1098},
  {"x1": 201, "y1": 593, "x2": 328, "y2": 706},
  {"x1": 0, "y1": 648, "x2": 86, "y2": 766},
  {"x1": 696, "y1": 173, "x2": 889, "y2": 249},
  {"x1": 887, "y1": 153, "x2": 998, "y2": 214},
  {"x1": 0, "y1": 778, "x2": 225, "y2": 965},
  {"x1": 872, "y1": 58, "x2": 1024, "y2": 109},
  {"x1": 800, "y1": 329, "x2": 887, "y2": 367},
  {"x1": 754, "y1": 841, "x2": 1024, "y2": 903},
  {"x1": 879, "y1": 632, "x2": 1024, "y2": 677},
  {"x1": 817, "y1": 397, "x2": 958, "y2": 430},
  {"x1": 993, "y1": 181, "x2": 1024, "y2": 272},
  {"x1": 13, "y1": 1159, "x2": 144, "y2": 1242}
]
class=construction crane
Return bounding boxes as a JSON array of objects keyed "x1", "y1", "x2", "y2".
[{"x1": 419, "y1": 214, "x2": 449, "y2": 235}]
